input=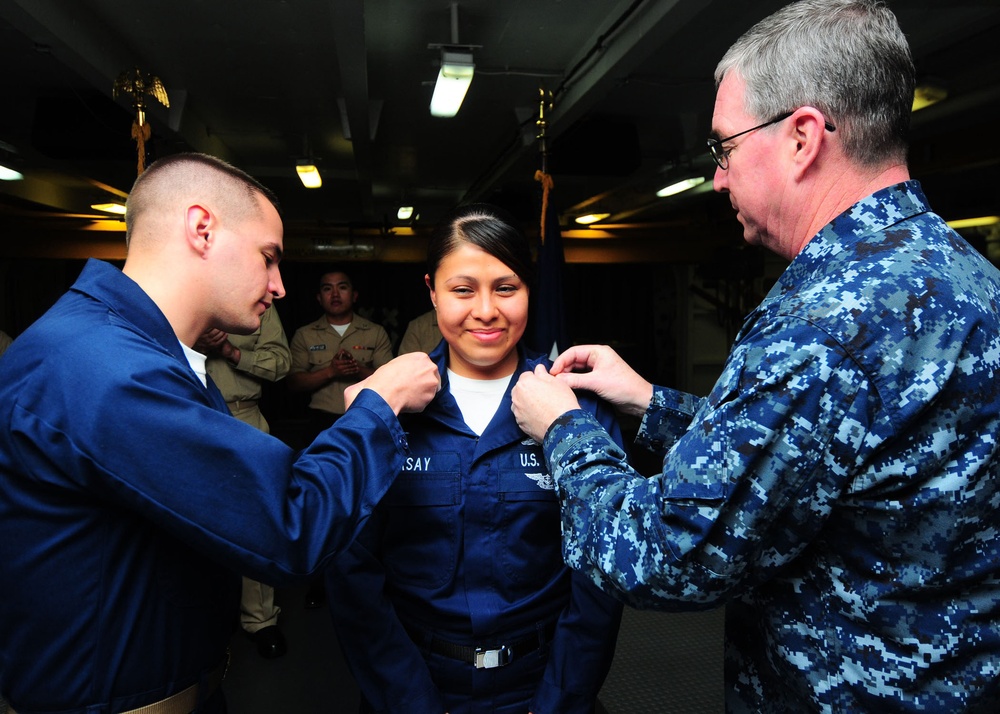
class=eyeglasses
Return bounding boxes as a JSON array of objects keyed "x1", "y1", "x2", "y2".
[{"x1": 707, "y1": 111, "x2": 836, "y2": 170}]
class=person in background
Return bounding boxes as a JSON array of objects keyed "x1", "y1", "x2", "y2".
[
  {"x1": 511, "y1": 1, "x2": 1000, "y2": 711},
  {"x1": 398, "y1": 308, "x2": 442, "y2": 355},
  {"x1": 327, "y1": 203, "x2": 623, "y2": 714},
  {"x1": 287, "y1": 269, "x2": 395, "y2": 609},
  {"x1": 197, "y1": 304, "x2": 291, "y2": 659},
  {"x1": 0, "y1": 152, "x2": 439, "y2": 714},
  {"x1": 287, "y1": 270, "x2": 394, "y2": 437}
]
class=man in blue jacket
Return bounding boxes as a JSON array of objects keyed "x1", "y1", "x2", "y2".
[{"x1": 0, "y1": 153, "x2": 439, "y2": 713}]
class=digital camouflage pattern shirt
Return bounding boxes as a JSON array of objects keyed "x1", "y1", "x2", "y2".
[{"x1": 544, "y1": 181, "x2": 1000, "y2": 712}]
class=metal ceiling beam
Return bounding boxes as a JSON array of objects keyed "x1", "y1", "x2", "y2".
[
  {"x1": 329, "y1": 0, "x2": 375, "y2": 217},
  {"x1": 462, "y1": 0, "x2": 723, "y2": 204},
  {"x1": 1, "y1": 0, "x2": 131, "y2": 101},
  {"x1": 0, "y1": 0, "x2": 230, "y2": 170}
]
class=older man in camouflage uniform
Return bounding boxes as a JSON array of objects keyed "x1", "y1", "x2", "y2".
[{"x1": 512, "y1": 1, "x2": 1000, "y2": 711}]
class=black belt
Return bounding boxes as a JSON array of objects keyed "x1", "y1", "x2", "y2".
[{"x1": 423, "y1": 622, "x2": 555, "y2": 669}]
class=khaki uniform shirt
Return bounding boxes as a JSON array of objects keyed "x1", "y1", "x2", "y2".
[
  {"x1": 205, "y1": 305, "x2": 290, "y2": 432},
  {"x1": 289, "y1": 315, "x2": 394, "y2": 415},
  {"x1": 398, "y1": 309, "x2": 443, "y2": 355}
]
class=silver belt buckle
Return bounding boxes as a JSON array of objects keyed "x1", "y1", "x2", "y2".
[{"x1": 475, "y1": 645, "x2": 512, "y2": 669}]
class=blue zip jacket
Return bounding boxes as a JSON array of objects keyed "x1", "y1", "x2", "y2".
[
  {"x1": 327, "y1": 344, "x2": 624, "y2": 713},
  {"x1": 0, "y1": 259, "x2": 412, "y2": 713}
]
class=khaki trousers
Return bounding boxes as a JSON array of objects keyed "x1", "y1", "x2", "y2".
[{"x1": 240, "y1": 576, "x2": 281, "y2": 633}]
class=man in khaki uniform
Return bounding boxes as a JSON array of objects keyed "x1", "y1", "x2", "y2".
[
  {"x1": 287, "y1": 270, "x2": 394, "y2": 434},
  {"x1": 287, "y1": 269, "x2": 394, "y2": 608},
  {"x1": 198, "y1": 304, "x2": 290, "y2": 658}
]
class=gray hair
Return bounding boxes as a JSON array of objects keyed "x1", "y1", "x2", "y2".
[{"x1": 714, "y1": 0, "x2": 914, "y2": 166}]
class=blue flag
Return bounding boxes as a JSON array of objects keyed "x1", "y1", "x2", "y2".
[{"x1": 529, "y1": 180, "x2": 570, "y2": 359}]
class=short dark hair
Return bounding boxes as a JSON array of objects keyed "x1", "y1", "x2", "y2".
[
  {"x1": 317, "y1": 268, "x2": 354, "y2": 291},
  {"x1": 125, "y1": 152, "x2": 281, "y2": 247}
]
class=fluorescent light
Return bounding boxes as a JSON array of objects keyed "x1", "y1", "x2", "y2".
[
  {"x1": 397, "y1": 206, "x2": 414, "y2": 220},
  {"x1": 947, "y1": 216, "x2": 999, "y2": 230},
  {"x1": 656, "y1": 176, "x2": 706, "y2": 198},
  {"x1": 430, "y1": 50, "x2": 474, "y2": 117},
  {"x1": 91, "y1": 202, "x2": 127, "y2": 215},
  {"x1": 912, "y1": 84, "x2": 947, "y2": 112},
  {"x1": 0, "y1": 163, "x2": 23, "y2": 181},
  {"x1": 575, "y1": 213, "x2": 610, "y2": 225},
  {"x1": 296, "y1": 163, "x2": 322, "y2": 189}
]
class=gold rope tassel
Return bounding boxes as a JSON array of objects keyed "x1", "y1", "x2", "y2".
[
  {"x1": 131, "y1": 120, "x2": 151, "y2": 174},
  {"x1": 114, "y1": 67, "x2": 168, "y2": 176},
  {"x1": 534, "y1": 170, "x2": 554, "y2": 244}
]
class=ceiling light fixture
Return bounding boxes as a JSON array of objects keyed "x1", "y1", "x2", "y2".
[
  {"x1": 429, "y1": 3, "x2": 479, "y2": 118},
  {"x1": 912, "y1": 83, "x2": 947, "y2": 112},
  {"x1": 397, "y1": 205, "x2": 414, "y2": 220},
  {"x1": 656, "y1": 176, "x2": 706, "y2": 198},
  {"x1": 430, "y1": 49, "x2": 475, "y2": 118},
  {"x1": 296, "y1": 162, "x2": 322, "y2": 189},
  {"x1": 0, "y1": 163, "x2": 24, "y2": 181},
  {"x1": 91, "y1": 202, "x2": 127, "y2": 215},
  {"x1": 575, "y1": 213, "x2": 610, "y2": 225}
]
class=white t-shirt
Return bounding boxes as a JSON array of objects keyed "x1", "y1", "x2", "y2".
[
  {"x1": 181, "y1": 341, "x2": 208, "y2": 387},
  {"x1": 447, "y1": 370, "x2": 512, "y2": 436}
]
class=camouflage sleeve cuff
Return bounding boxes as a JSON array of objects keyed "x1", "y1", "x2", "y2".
[
  {"x1": 544, "y1": 409, "x2": 631, "y2": 494},
  {"x1": 545, "y1": 409, "x2": 610, "y2": 468},
  {"x1": 635, "y1": 385, "x2": 701, "y2": 453}
]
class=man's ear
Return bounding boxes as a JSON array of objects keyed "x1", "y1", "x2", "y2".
[
  {"x1": 789, "y1": 107, "x2": 827, "y2": 178},
  {"x1": 185, "y1": 204, "x2": 213, "y2": 257}
]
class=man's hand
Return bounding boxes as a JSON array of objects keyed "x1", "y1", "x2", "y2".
[
  {"x1": 511, "y1": 364, "x2": 582, "y2": 443},
  {"x1": 194, "y1": 328, "x2": 239, "y2": 364},
  {"x1": 328, "y1": 356, "x2": 360, "y2": 379},
  {"x1": 343, "y1": 352, "x2": 440, "y2": 415},
  {"x1": 549, "y1": 344, "x2": 653, "y2": 418}
]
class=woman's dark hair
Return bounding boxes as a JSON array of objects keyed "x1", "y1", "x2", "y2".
[{"x1": 426, "y1": 203, "x2": 535, "y2": 289}]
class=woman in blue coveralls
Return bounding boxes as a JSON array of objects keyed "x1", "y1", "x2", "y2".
[{"x1": 326, "y1": 203, "x2": 624, "y2": 713}]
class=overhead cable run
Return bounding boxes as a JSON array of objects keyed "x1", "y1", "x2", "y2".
[{"x1": 465, "y1": 0, "x2": 650, "y2": 203}]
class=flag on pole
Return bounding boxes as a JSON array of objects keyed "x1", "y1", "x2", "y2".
[{"x1": 529, "y1": 170, "x2": 570, "y2": 359}]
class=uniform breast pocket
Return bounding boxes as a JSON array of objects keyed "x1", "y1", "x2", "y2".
[
  {"x1": 352, "y1": 347, "x2": 375, "y2": 367},
  {"x1": 497, "y1": 469, "x2": 561, "y2": 590},
  {"x1": 307, "y1": 347, "x2": 329, "y2": 367},
  {"x1": 382, "y1": 471, "x2": 461, "y2": 589}
]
